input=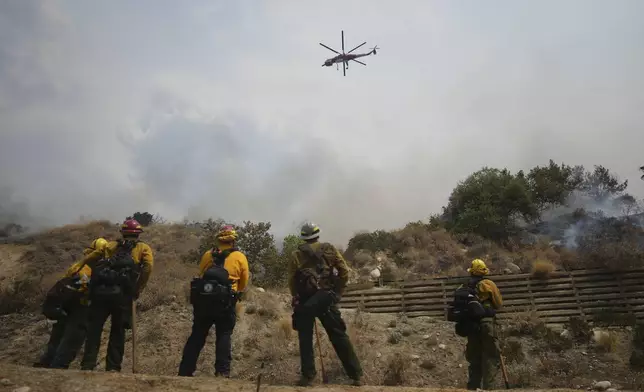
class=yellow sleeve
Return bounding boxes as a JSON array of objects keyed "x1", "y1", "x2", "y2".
[
  {"x1": 198, "y1": 250, "x2": 213, "y2": 278},
  {"x1": 135, "y1": 243, "x2": 154, "y2": 295},
  {"x1": 477, "y1": 279, "x2": 503, "y2": 310},
  {"x1": 288, "y1": 251, "x2": 300, "y2": 297},
  {"x1": 64, "y1": 261, "x2": 85, "y2": 278},
  {"x1": 76, "y1": 247, "x2": 108, "y2": 270},
  {"x1": 236, "y1": 252, "x2": 250, "y2": 293},
  {"x1": 331, "y1": 247, "x2": 350, "y2": 294}
]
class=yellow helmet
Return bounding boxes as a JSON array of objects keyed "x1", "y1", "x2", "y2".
[
  {"x1": 216, "y1": 225, "x2": 238, "y2": 243},
  {"x1": 467, "y1": 258, "x2": 489, "y2": 276},
  {"x1": 90, "y1": 237, "x2": 109, "y2": 252}
]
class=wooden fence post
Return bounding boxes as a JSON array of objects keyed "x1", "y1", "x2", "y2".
[
  {"x1": 569, "y1": 272, "x2": 587, "y2": 324},
  {"x1": 441, "y1": 281, "x2": 447, "y2": 321}
]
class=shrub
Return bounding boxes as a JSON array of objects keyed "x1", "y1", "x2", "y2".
[
  {"x1": 383, "y1": 352, "x2": 409, "y2": 386},
  {"x1": 532, "y1": 259, "x2": 555, "y2": 279}
]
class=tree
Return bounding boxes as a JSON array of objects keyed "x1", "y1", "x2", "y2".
[
  {"x1": 442, "y1": 167, "x2": 539, "y2": 242},
  {"x1": 577, "y1": 214, "x2": 644, "y2": 270},
  {"x1": 345, "y1": 230, "x2": 400, "y2": 259},
  {"x1": 578, "y1": 165, "x2": 628, "y2": 201},
  {"x1": 131, "y1": 212, "x2": 154, "y2": 226},
  {"x1": 281, "y1": 234, "x2": 304, "y2": 258},
  {"x1": 526, "y1": 160, "x2": 583, "y2": 210}
]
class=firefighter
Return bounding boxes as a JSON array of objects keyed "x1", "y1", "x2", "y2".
[
  {"x1": 464, "y1": 259, "x2": 503, "y2": 390},
  {"x1": 289, "y1": 222, "x2": 363, "y2": 386},
  {"x1": 79, "y1": 218, "x2": 154, "y2": 372},
  {"x1": 178, "y1": 225, "x2": 250, "y2": 378},
  {"x1": 34, "y1": 238, "x2": 108, "y2": 369}
]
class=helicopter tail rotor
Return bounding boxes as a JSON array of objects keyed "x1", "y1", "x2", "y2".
[{"x1": 370, "y1": 45, "x2": 379, "y2": 55}]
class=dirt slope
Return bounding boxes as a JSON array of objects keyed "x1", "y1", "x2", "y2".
[
  {"x1": 1, "y1": 222, "x2": 643, "y2": 390},
  {"x1": 0, "y1": 363, "x2": 585, "y2": 392}
]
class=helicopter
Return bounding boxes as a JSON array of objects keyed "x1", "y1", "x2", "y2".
[{"x1": 320, "y1": 30, "x2": 379, "y2": 76}]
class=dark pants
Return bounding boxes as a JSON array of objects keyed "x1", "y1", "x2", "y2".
[
  {"x1": 466, "y1": 318, "x2": 500, "y2": 390},
  {"x1": 80, "y1": 298, "x2": 131, "y2": 371},
  {"x1": 36, "y1": 304, "x2": 89, "y2": 368},
  {"x1": 295, "y1": 295, "x2": 362, "y2": 381},
  {"x1": 178, "y1": 306, "x2": 237, "y2": 377}
]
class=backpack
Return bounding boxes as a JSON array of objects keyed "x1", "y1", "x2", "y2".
[
  {"x1": 190, "y1": 247, "x2": 237, "y2": 312},
  {"x1": 42, "y1": 274, "x2": 86, "y2": 320},
  {"x1": 293, "y1": 243, "x2": 336, "y2": 299},
  {"x1": 446, "y1": 278, "x2": 487, "y2": 323},
  {"x1": 89, "y1": 240, "x2": 140, "y2": 302}
]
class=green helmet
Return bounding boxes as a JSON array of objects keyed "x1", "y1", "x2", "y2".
[{"x1": 300, "y1": 221, "x2": 321, "y2": 240}]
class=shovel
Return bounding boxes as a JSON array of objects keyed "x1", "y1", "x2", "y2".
[
  {"x1": 314, "y1": 320, "x2": 329, "y2": 384},
  {"x1": 131, "y1": 301, "x2": 138, "y2": 374},
  {"x1": 499, "y1": 352, "x2": 510, "y2": 389}
]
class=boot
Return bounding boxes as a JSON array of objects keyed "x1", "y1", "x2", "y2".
[{"x1": 297, "y1": 376, "x2": 314, "y2": 386}]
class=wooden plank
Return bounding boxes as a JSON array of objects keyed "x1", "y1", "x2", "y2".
[
  {"x1": 381, "y1": 267, "x2": 644, "y2": 286},
  {"x1": 345, "y1": 282, "x2": 375, "y2": 292}
]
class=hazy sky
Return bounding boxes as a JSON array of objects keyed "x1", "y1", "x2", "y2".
[{"x1": 1, "y1": 0, "x2": 643, "y2": 245}]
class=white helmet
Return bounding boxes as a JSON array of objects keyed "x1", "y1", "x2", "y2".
[{"x1": 300, "y1": 221, "x2": 321, "y2": 240}]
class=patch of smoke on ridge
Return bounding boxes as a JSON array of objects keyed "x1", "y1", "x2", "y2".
[
  {"x1": 536, "y1": 189, "x2": 644, "y2": 249},
  {"x1": 0, "y1": 186, "x2": 54, "y2": 239}
]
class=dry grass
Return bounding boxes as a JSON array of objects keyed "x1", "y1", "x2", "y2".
[
  {"x1": 594, "y1": 331, "x2": 619, "y2": 353},
  {"x1": 502, "y1": 337, "x2": 525, "y2": 364},
  {"x1": 383, "y1": 352, "x2": 409, "y2": 386},
  {"x1": 531, "y1": 259, "x2": 555, "y2": 280}
]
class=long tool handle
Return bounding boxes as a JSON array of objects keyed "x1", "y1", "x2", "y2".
[
  {"x1": 499, "y1": 352, "x2": 510, "y2": 389},
  {"x1": 314, "y1": 320, "x2": 328, "y2": 384},
  {"x1": 256, "y1": 362, "x2": 264, "y2": 392},
  {"x1": 132, "y1": 301, "x2": 138, "y2": 374}
]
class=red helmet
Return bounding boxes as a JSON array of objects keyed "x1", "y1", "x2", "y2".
[{"x1": 120, "y1": 219, "x2": 143, "y2": 235}]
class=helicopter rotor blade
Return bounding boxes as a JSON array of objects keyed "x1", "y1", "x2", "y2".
[
  {"x1": 351, "y1": 59, "x2": 367, "y2": 66},
  {"x1": 319, "y1": 43, "x2": 340, "y2": 54},
  {"x1": 348, "y1": 42, "x2": 367, "y2": 54},
  {"x1": 341, "y1": 30, "x2": 345, "y2": 54},
  {"x1": 343, "y1": 61, "x2": 346, "y2": 76}
]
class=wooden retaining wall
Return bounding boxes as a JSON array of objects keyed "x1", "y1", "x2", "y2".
[{"x1": 340, "y1": 268, "x2": 644, "y2": 325}]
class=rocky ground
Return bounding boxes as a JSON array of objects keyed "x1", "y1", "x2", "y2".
[
  {"x1": 1, "y1": 223, "x2": 643, "y2": 391},
  {"x1": 0, "y1": 288, "x2": 642, "y2": 391}
]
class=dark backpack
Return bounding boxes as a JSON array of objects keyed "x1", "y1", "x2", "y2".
[
  {"x1": 190, "y1": 247, "x2": 237, "y2": 312},
  {"x1": 293, "y1": 243, "x2": 331, "y2": 299},
  {"x1": 89, "y1": 240, "x2": 140, "y2": 302},
  {"x1": 42, "y1": 274, "x2": 86, "y2": 320},
  {"x1": 446, "y1": 278, "x2": 486, "y2": 323}
]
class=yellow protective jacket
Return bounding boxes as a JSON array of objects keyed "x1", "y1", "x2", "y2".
[
  {"x1": 77, "y1": 240, "x2": 154, "y2": 297},
  {"x1": 476, "y1": 278, "x2": 503, "y2": 310},
  {"x1": 198, "y1": 243, "x2": 249, "y2": 293},
  {"x1": 288, "y1": 241, "x2": 350, "y2": 297}
]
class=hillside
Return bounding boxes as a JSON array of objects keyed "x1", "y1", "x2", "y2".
[{"x1": 0, "y1": 221, "x2": 643, "y2": 390}]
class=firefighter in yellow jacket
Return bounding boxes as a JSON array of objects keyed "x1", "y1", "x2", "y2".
[
  {"x1": 464, "y1": 259, "x2": 503, "y2": 390},
  {"x1": 79, "y1": 218, "x2": 154, "y2": 372},
  {"x1": 288, "y1": 222, "x2": 363, "y2": 386},
  {"x1": 34, "y1": 237, "x2": 108, "y2": 369},
  {"x1": 178, "y1": 225, "x2": 250, "y2": 377}
]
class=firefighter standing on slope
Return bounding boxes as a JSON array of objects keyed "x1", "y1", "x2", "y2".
[
  {"x1": 289, "y1": 222, "x2": 363, "y2": 387},
  {"x1": 79, "y1": 218, "x2": 154, "y2": 372},
  {"x1": 178, "y1": 225, "x2": 249, "y2": 378},
  {"x1": 34, "y1": 238, "x2": 109, "y2": 369},
  {"x1": 464, "y1": 259, "x2": 503, "y2": 390}
]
